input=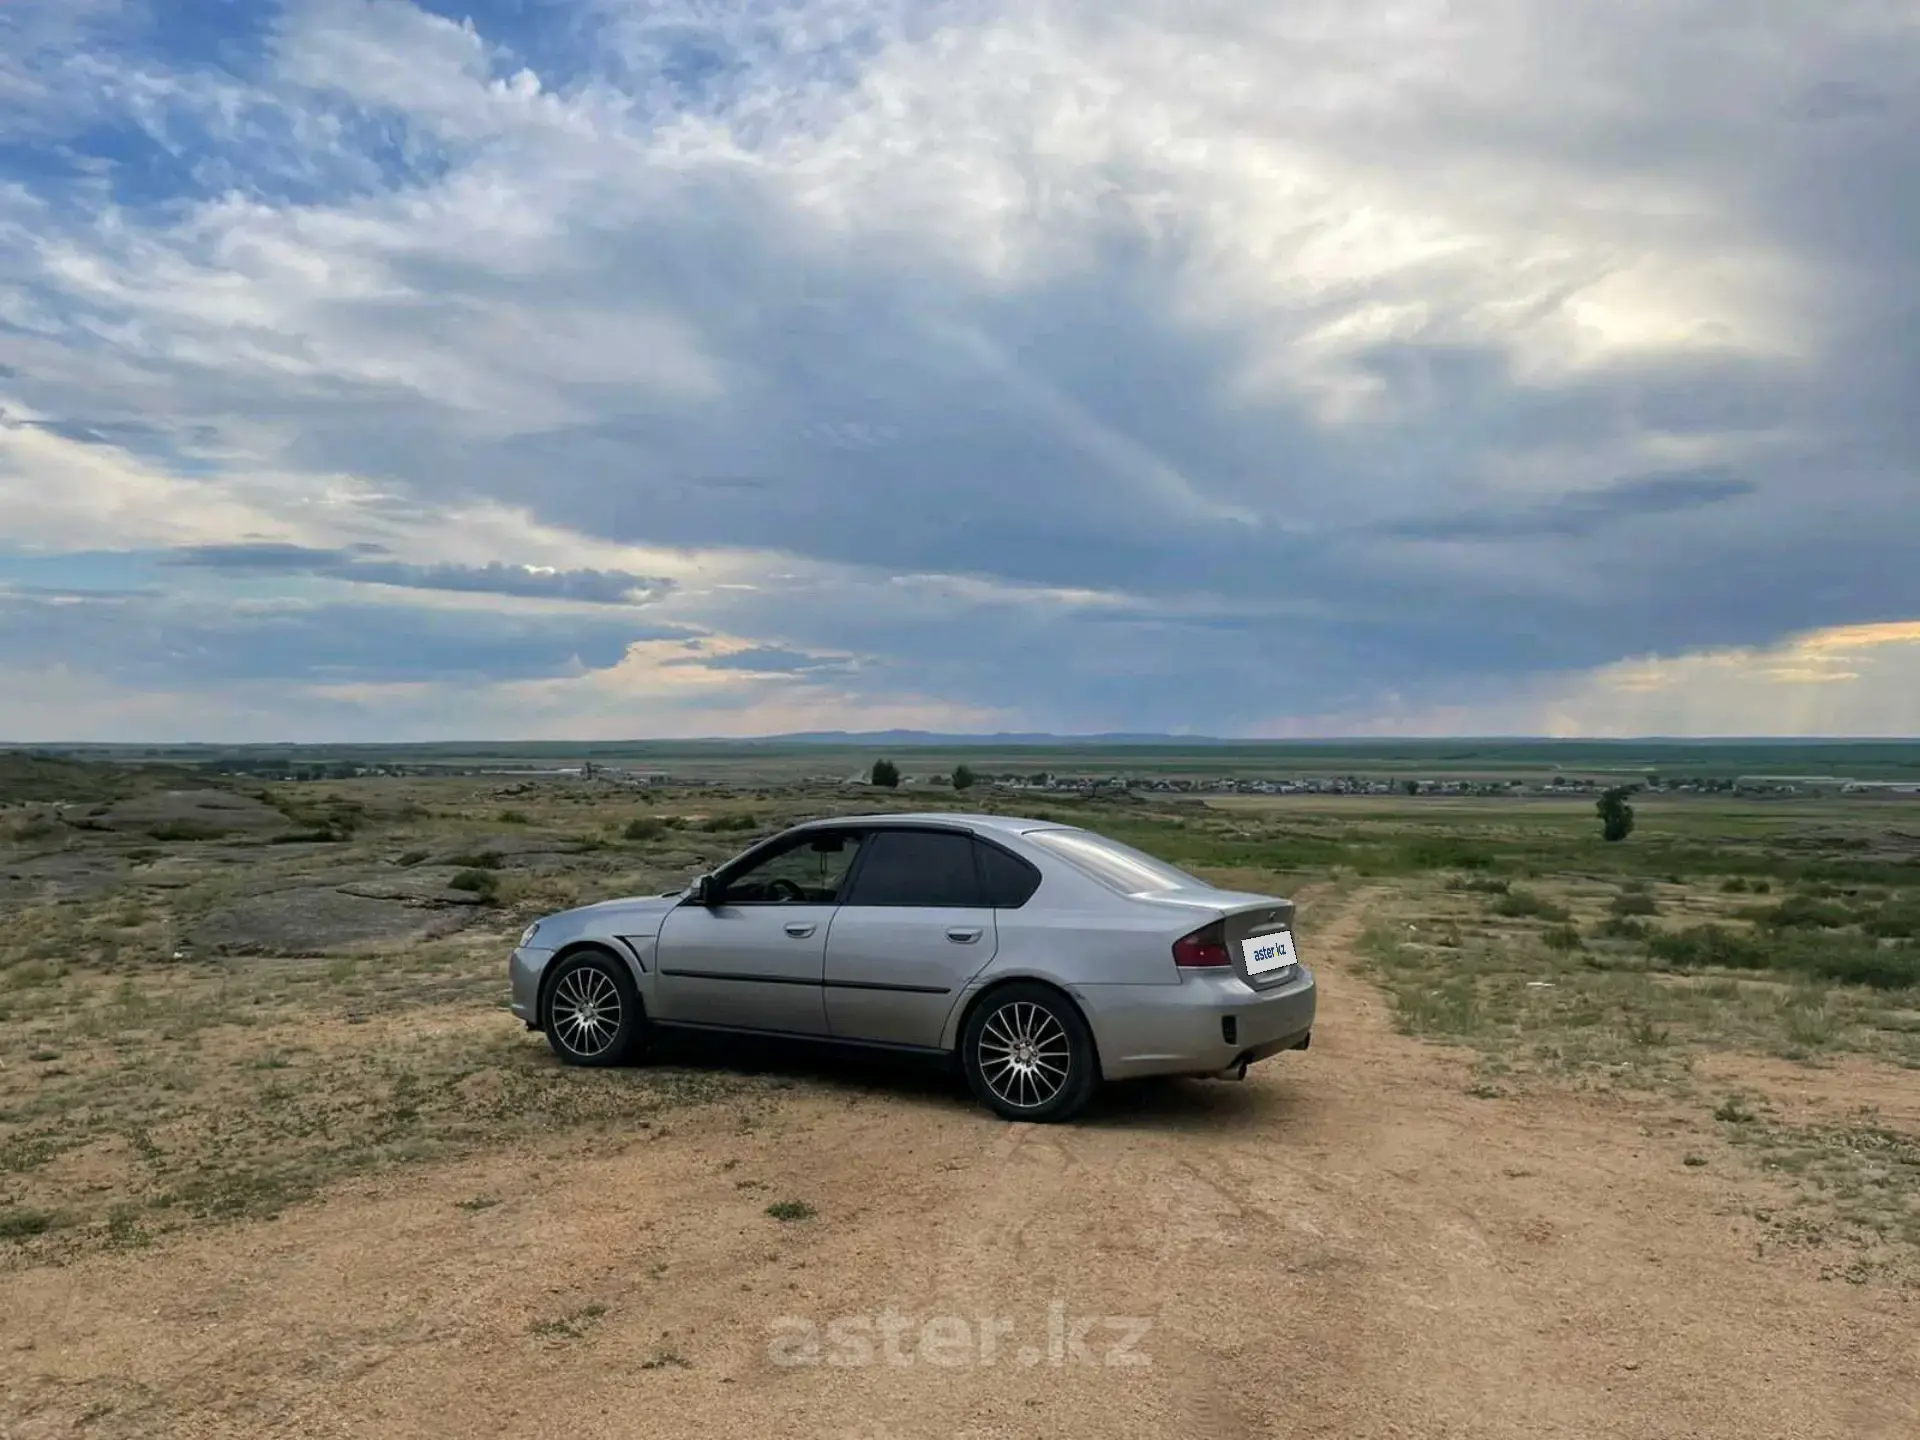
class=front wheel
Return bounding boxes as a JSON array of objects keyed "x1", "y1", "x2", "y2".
[
  {"x1": 541, "y1": 949, "x2": 644, "y2": 1067},
  {"x1": 960, "y1": 983, "x2": 1099, "y2": 1122}
]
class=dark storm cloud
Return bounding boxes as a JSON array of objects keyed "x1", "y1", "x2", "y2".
[
  {"x1": 1389, "y1": 469, "x2": 1757, "y2": 541},
  {"x1": 164, "y1": 543, "x2": 674, "y2": 605},
  {"x1": 0, "y1": 591, "x2": 684, "y2": 684}
]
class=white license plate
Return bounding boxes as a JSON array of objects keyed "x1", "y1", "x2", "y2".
[{"x1": 1241, "y1": 930, "x2": 1298, "y2": 977}]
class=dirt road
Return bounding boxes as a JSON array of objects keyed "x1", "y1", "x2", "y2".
[{"x1": 5, "y1": 891, "x2": 1916, "y2": 1438}]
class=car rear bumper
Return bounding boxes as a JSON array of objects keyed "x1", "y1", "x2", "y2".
[{"x1": 1078, "y1": 967, "x2": 1317, "y2": 1081}]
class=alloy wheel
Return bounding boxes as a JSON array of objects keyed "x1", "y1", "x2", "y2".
[
  {"x1": 551, "y1": 964, "x2": 623, "y2": 1059},
  {"x1": 976, "y1": 1000, "x2": 1072, "y2": 1110}
]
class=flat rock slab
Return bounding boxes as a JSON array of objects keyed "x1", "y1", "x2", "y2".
[
  {"x1": 87, "y1": 790, "x2": 290, "y2": 838},
  {"x1": 0, "y1": 850, "x2": 128, "y2": 902},
  {"x1": 192, "y1": 887, "x2": 476, "y2": 957},
  {"x1": 430, "y1": 834, "x2": 592, "y2": 863},
  {"x1": 338, "y1": 869, "x2": 491, "y2": 905}
]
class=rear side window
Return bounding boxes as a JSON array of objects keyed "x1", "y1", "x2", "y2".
[
  {"x1": 975, "y1": 840, "x2": 1041, "y2": 907},
  {"x1": 844, "y1": 830, "x2": 981, "y2": 907},
  {"x1": 1023, "y1": 828, "x2": 1204, "y2": 895}
]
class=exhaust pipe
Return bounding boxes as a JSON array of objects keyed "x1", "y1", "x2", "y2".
[{"x1": 1209, "y1": 1060, "x2": 1249, "y2": 1082}]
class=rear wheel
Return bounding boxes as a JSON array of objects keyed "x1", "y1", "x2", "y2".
[
  {"x1": 541, "y1": 949, "x2": 644, "y2": 1067},
  {"x1": 960, "y1": 983, "x2": 1099, "y2": 1122}
]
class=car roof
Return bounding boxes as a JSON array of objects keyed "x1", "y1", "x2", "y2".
[{"x1": 791, "y1": 811, "x2": 1064, "y2": 837}]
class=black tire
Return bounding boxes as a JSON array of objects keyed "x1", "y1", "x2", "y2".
[
  {"x1": 960, "y1": 982, "x2": 1099, "y2": 1123},
  {"x1": 541, "y1": 948, "x2": 645, "y2": 1067}
]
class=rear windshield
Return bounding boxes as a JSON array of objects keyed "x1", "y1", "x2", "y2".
[{"x1": 1024, "y1": 828, "x2": 1205, "y2": 895}]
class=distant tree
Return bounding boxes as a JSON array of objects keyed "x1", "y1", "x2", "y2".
[
  {"x1": 1402, "y1": 779, "x2": 1420, "y2": 797},
  {"x1": 951, "y1": 764, "x2": 976, "y2": 792},
  {"x1": 1597, "y1": 787, "x2": 1636, "y2": 843},
  {"x1": 870, "y1": 759, "x2": 900, "y2": 789}
]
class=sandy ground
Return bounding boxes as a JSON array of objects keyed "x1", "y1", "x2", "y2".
[{"x1": 4, "y1": 892, "x2": 1917, "y2": 1439}]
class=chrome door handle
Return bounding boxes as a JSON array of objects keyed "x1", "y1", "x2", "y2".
[
  {"x1": 784, "y1": 922, "x2": 817, "y2": 938},
  {"x1": 946, "y1": 927, "x2": 983, "y2": 944}
]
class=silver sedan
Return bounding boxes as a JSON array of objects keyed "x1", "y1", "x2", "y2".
[{"x1": 508, "y1": 813, "x2": 1316, "y2": 1122}]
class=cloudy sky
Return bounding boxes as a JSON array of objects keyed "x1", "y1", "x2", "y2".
[{"x1": 1, "y1": 0, "x2": 1915, "y2": 741}]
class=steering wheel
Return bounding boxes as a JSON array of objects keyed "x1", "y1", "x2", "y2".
[{"x1": 768, "y1": 877, "x2": 806, "y2": 903}]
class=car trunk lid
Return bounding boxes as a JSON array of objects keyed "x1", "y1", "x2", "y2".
[
  {"x1": 1217, "y1": 898, "x2": 1299, "y2": 988},
  {"x1": 1136, "y1": 891, "x2": 1299, "y2": 987}
]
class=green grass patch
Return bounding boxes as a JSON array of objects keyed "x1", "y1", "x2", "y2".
[{"x1": 1492, "y1": 888, "x2": 1572, "y2": 922}]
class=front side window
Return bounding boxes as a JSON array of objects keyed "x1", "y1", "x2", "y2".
[
  {"x1": 720, "y1": 831, "x2": 861, "y2": 904},
  {"x1": 1023, "y1": 828, "x2": 1203, "y2": 895},
  {"x1": 843, "y1": 830, "x2": 981, "y2": 907}
]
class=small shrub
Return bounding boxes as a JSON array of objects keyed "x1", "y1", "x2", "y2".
[
  {"x1": 623, "y1": 817, "x2": 665, "y2": 842},
  {"x1": 1452, "y1": 877, "x2": 1510, "y2": 895},
  {"x1": 1749, "y1": 895, "x2": 1852, "y2": 930},
  {"x1": 1630, "y1": 1018, "x2": 1670, "y2": 1047},
  {"x1": 448, "y1": 850, "x2": 503, "y2": 870},
  {"x1": 450, "y1": 869, "x2": 500, "y2": 900},
  {"x1": 1752, "y1": 880, "x2": 1772, "y2": 894},
  {"x1": 1542, "y1": 924, "x2": 1584, "y2": 953},
  {"x1": 1713, "y1": 1097, "x2": 1756, "y2": 1124},
  {"x1": 498, "y1": 809, "x2": 531, "y2": 824},
  {"x1": 1595, "y1": 915, "x2": 1651, "y2": 941},
  {"x1": 697, "y1": 813, "x2": 758, "y2": 833},
  {"x1": 1864, "y1": 901, "x2": 1920, "y2": 939},
  {"x1": 1401, "y1": 839, "x2": 1496, "y2": 870},
  {"x1": 1492, "y1": 888, "x2": 1571, "y2": 922},
  {"x1": 147, "y1": 820, "x2": 224, "y2": 842},
  {"x1": 765, "y1": 1199, "x2": 816, "y2": 1221},
  {"x1": 397, "y1": 849, "x2": 429, "y2": 867},
  {"x1": 0, "y1": 1207, "x2": 59, "y2": 1242},
  {"x1": 1648, "y1": 925, "x2": 1765, "y2": 971},
  {"x1": 1720, "y1": 877, "x2": 1750, "y2": 894},
  {"x1": 1610, "y1": 891, "x2": 1659, "y2": 918}
]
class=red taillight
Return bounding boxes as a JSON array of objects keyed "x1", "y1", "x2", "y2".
[{"x1": 1172, "y1": 920, "x2": 1231, "y2": 969}]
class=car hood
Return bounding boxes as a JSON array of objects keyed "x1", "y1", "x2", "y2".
[{"x1": 532, "y1": 891, "x2": 688, "y2": 944}]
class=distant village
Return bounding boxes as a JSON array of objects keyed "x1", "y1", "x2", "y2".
[{"x1": 190, "y1": 755, "x2": 1920, "y2": 798}]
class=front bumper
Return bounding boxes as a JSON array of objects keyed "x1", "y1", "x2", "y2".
[
  {"x1": 509, "y1": 945, "x2": 555, "y2": 1025},
  {"x1": 1080, "y1": 966, "x2": 1317, "y2": 1081}
]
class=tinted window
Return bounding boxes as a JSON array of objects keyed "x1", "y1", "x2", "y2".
[
  {"x1": 1024, "y1": 828, "x2": 1203, "y2": 894},
  {"x1": 720, "y1": 832, "x2": 861, "y2": 904},
  {"x1": 976, "y1": 840, "x2": 1041, "y2": 907},
  {"x1": 845, "y1": 830, "x2": 981, "y2": 907}
]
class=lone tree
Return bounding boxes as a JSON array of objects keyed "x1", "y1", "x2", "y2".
[
  {"x1": 869, "y1": 758, "x2": 900, "y2": 789},
  {"x1": 951, "y1": 763, "x2": 976, "y2": 792},
  {"x1": 1402, "y1": 779, "x2": 1420, "y2": 797},
  {"x1": 1596, "y1": 786, "x2": 1636, "y2": 843}
]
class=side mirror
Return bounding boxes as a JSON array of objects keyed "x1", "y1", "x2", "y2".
[{"x1": 691, "y1": 873, "x2": 717, "y2": 907}]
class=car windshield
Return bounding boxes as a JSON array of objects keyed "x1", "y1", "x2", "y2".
[{"x1": 1024, "y1": 828, "x2": 1205, "y2": 894}]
